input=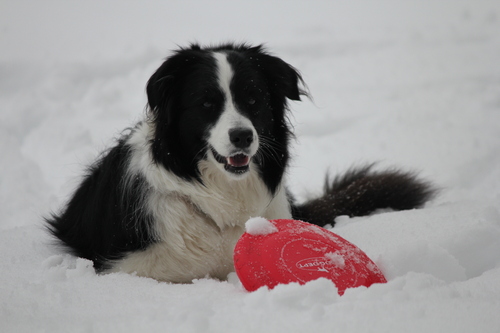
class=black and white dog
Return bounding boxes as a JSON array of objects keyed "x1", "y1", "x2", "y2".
[{"x1": 46, "y1": 43, "x2": 434, "y2": 283}]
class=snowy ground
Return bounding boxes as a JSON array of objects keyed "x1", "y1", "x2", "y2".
[{"x1": 2, "y1": 1, "x2": 500, "y2": 332}]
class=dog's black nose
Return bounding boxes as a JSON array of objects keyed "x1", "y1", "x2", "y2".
[{"x1": 229, "y1": 128, "x2": 254, "y2": 149}]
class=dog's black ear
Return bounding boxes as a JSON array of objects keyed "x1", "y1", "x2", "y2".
[
  {"x1": 146, "y1": 60, "x2": 177, "y2": 126},
  {"x1": 145, "y1": 54, "x2": 186, "y2": 174},
  {"x1": 144, "y1": 48, "x2": 208, "y2": 181},
  {"x1": 250, "y1": 46, "x2": 307, "y2": 102},
  {"x1": 265, "y1": 56, "x2": 304, "y2": 101},
  {"x1": 146, "y1": 46, "x2": 207, "y2": 124}
]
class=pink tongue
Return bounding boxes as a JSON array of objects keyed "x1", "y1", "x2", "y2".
[{"x1": 228, "y1": 154, "x2": 249, "y2": 167}]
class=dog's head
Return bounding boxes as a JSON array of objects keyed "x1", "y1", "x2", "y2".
[{"x1": 146, "y1": 43, "x2": 305, "y2": 193}]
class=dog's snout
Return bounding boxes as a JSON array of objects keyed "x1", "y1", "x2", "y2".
[{"x1": 229, "y1": 128, "x2": 254, "y2": 149}]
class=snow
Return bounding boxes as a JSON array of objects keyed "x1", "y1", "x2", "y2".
[
  {"x1": 245, "y1": 217, "x2": 279, "y2": 235},
  {"x1": 325, "y1": 253, "x2": 346, "y2": 269},
  {"x1": 2, "y1": 0, "x2": 500, "y2": 332}
]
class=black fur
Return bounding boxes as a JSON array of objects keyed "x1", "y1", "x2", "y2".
[
  {"x1": 291, "y1": 164, "x2": 436, "y2": 227},
  {"x1": 46, "y1": 135, "x2": 156, "y2": 271}
]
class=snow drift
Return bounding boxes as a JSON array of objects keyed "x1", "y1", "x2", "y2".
[{"x1": 1, "y1": 1, "x2": 500, "y2": 332}]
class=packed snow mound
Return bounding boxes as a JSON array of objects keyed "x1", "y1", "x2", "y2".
[
  {"x1": 325, "y1": 252, "x2": 346, "y2": 268},
  {"x1": 245, "y1": 217, "x2": 279, "y2": 235}
]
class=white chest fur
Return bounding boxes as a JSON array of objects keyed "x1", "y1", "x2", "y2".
[{"x1": 110, "y1": 122, "x2": 291, "y2": 282}]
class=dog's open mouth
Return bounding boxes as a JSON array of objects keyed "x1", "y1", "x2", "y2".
[{"x1": 211, "y1": 148, "x2": 251, "y2": 175}]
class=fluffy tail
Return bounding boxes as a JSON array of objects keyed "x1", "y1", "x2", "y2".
[{"x1": 291, "y1": 164, "x2": 436, "y2": 227}]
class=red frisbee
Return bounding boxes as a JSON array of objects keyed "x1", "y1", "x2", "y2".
[{"x1": 233, "y1": 218, "x2": 386, "y2": 295}]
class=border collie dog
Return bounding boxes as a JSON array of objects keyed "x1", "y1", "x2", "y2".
[{"x1": 46, "y1": 43, "x2": 434, "y2": 283}]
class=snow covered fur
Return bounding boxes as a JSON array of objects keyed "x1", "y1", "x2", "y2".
[{"x1": 46, "y1": 43, "x2": 435, "y2": 283}]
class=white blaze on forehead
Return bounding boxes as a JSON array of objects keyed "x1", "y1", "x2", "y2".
[
  {"x1": 213, "y1": 52, "x2": 234, "y2": 102},
  {"x1": 208, "y1": 52, "x2": 258, "y2": 158}
]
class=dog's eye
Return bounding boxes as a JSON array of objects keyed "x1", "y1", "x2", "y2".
[
  {"x1": 248, "y1": 98, "x2": 256, "y2": 106},
  {"x1": 203, "y1": 101, "x2": 213, "y2": 108}
]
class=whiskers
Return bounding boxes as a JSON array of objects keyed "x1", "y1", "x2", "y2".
[
  {"x1": 192, "y1": 144, "x2": 210, "y2": 165},
  {"x1": 255, "y1": 135, "x2": 287, "y2": 169}
]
